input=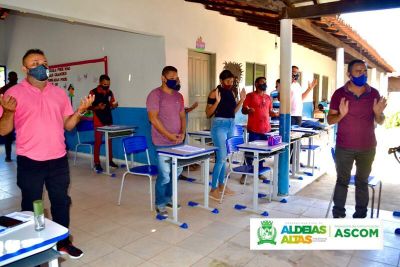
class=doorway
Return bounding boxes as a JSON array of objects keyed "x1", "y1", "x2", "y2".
[
  {"x1": 188, "y1": 50, "x2": 215, "y2": 131},
  {"x1": 0, "y1": 66, "x2": 6, "y2": 88}
]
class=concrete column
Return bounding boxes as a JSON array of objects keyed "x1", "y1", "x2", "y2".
[
  {"x1": 336, "y1": 48, "x2": 344, "y2": 89},
  {"x1": 277, "y1": 18, "x2": 292, "y2": 197},
  {"x1": 370, "y1": 68, "x2": 377, "y2": 88},
  {"x1": 380, "y1": 72, "x2": 388, "y2": 96}
]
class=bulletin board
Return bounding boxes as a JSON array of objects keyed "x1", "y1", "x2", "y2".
[{"x1": 48, "y1": 56, "x2": 108, "y2": 109}]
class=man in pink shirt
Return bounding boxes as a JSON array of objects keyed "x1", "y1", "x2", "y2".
[
  {"x1": 146, "y1": 66, "x2": 185, "y2": 217},
  {"x1": 0, "y1": 49, "x2": 94, "y2": 259}
]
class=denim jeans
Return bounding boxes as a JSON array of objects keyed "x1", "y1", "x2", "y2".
[
  {"x1": 245, "y1": 131, "x2": 269, "y2": 166},
  {"x1": 210, "y1": 117, "x2": 235, "y2": 189},
  {"x1": 332, "y1": 147, "x2": 376, "y2": 218},
  {"x1": 155, "y1": 146, "x2": 183, "y2": 208}
]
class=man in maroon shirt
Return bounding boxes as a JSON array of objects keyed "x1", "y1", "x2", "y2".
[{"x1": 327, "y1": 59, "x2": 386, "y2": 219}]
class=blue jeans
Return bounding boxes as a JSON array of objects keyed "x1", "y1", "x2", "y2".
[
  {"x1": 155, "y1": 146, "x2": 183, "y2": 208},
  {"x1": 210, "y1": 118, "x2": 235, "y2": 189}
]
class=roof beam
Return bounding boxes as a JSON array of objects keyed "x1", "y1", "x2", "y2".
[
  {"x1": 282, "y1": 0, "x2": 400, "y2": 19},
  {"x1": 292, "y1": 19, "x2": 381, "y2": 70}
]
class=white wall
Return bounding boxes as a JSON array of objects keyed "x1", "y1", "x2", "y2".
[
  {"x1": 3, "y1": 14, "x2": 165, "y2": 107},
  {"x1": 0, "y1": 20, "x2": 6, "y2": 65},
  {"x1": 0, "y1": 0, "x2": 337, "y2": 104}
]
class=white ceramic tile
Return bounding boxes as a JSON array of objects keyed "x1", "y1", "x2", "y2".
[
  {"x1": 228, "y1": 230, "x2": 250, "y2": 249},
  {"x1": 77, "y1": 237, "x2": 118, "y2": 264},
  {"x1": 198, "y1": 221, "x2": 242, "y2": 241},
  {"x1": 208, "y1": 242, "x2": 255, "y2": 266},
  {"x1": 149, "y1": 246, "x2": 203, "y2": 267},
  {"x1": 245, "y1": 253, "x2": 295, "y2": 267},
  {"x1": 177, "y1": 233, "x2": 223, "y2": 256},
  {"x1": 295, "y1": 250, "x2": 353, "y2": 267},
  {"x1": 347, "y1": 257, "x2": 396, "y2": 267},
  {"x1": 97, "y1": 226, "x2": 145, "y2": 248},
  {"x1": 384, "y1": 232, "x2": 400, "y2": 249},
  {"x1": 58, "y1": 257, "x2": 85, "y2": 267},
  {"x1": 122, "y1": 236, "x2": 170, "y2": 260},
  {"x1": 354, "y1": 246, "x2": 400, "y2": 266},
  {"x1": 88, "y1": 249, "x2": 144, "y2": 267},
  {"x1": 76, "y1": 217, "x2": 123, "y2": 236},
  {"x1": 191, "y1": 257, "x2": 230, "y2": 267}
]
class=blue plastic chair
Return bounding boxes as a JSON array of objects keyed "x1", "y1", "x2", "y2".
[
  {"x1": 219, "y1": 136, "x2": 272, "y2": 203},
  {"x1": 73, "y1": 119, "x2": 104, "y2": 168},
  {"x1": 325, "y1": 147, "x2": 382, "y2": 218},
  {"x1": 233, "y1": 124, "x2": 244, "y2": 137},
  {"x1": 118, "y1": 136, "x2": 158, "y2": 211}
]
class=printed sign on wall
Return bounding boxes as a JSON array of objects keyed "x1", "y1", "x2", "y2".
[{"x1": 48, "y1": 57, "x2": 108, "y2": 109}]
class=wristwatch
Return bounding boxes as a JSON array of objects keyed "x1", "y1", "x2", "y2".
[{"x1": 77, "y1": 110, "x2": 87, "y2": 117}]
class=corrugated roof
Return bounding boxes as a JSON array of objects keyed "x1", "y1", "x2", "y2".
[{"x1": 186, "y1": 0, "x2": 396, "y2": 73}]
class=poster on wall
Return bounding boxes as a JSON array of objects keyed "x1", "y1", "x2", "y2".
[{"x1": 48, "y1": 57, "x2": 108, "y2": 110}]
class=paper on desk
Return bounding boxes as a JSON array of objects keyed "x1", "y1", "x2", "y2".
[
  {"x1": 196, "y1": 130, "x2": 210, "y2": 135},
  {"x1": 172, "y1": 145, "x2": 205, "y2": 153},
  {"x1": 250, "y1": 140, "x2": 268, "y2": 146},
  {"x1": 0, "y1": 212, "x2": 33, "y2": 236}
]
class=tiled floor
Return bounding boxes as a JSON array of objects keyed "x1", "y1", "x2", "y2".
[{"x1": 0, "y1": 152, "x2": 400, "y2": 267}]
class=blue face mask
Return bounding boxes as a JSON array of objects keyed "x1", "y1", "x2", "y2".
[
  {"x1": 258, "y1": 83, "x2": 267, "y2": 91},
  {"x1": 28, "y1": 65, "x2": 49, "y2": 81},
  {"x1": 351, "y1": 73, "x2": 367, "y2": 87},
  {"x1": 166, "y1": 79, "x2": 181, "y2": 91}
]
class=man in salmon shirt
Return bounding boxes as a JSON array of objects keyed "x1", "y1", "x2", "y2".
[
  {"x1": 146, "y1": 66, "x2": 185, "y2": 217},
  {"x1": 89, "y1": 74, "x2": 119, "y2": 172},
  {"x1": 0, "y1": 49, "x2": 94, "y2": 259},
  {"x1": 241, "y1": 76, "x2": 277, "y2": 184}
]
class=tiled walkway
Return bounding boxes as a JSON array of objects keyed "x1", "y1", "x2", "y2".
[{"x1": 0, "y1": 153, "x2": 399, "y2": 267}]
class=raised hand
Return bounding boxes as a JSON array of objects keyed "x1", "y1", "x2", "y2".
[
  {"x1": 338, "y1": 97, "x2": 349, "y2": 117},
  {"x1": 308, "y1": 79, "x2": 318, "y2": 90},
  {"x1": 78, "y1": 95, "x2": 95, "y2": 113},
  {"x1": 215, "y1": 89, "x2": 221, "y2": 103},
  {"x1": 240, "y1": 88, "x2": 246, "y2": 101},
  {"x1": 373, "y1": 96, "x2": 387, "y2": 116},
  {"x1": 191, "y1": 101, "x2": 199, "y2": 109},
  {"x1": 0, "y1": 94, "x2": 17, "y2": 113}
]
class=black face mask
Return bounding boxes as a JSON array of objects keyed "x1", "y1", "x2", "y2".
[
  {"x1": 101, "y1": 85, "x2": 109, "y2": 90},
  {"x1": 292, "y1": 73, "x2": 300, "y2": 81},
  {"x1": 257, "y1": 83, "x2": 267, "y2": 91}
]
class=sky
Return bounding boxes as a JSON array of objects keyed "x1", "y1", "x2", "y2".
[{"x1": 340, "y1": 8, "x2": 400, "y2": 74}]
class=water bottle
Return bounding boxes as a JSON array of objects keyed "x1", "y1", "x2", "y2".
[{"x1": 33, "y1": 200, "x2": 45, "y2": 231}]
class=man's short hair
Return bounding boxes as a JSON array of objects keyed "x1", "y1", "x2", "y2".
[
  {"x1": 276, "y1": 78, "x2": 280, "y2": 84},
  {"x1": 347, "y1": 59, "x2": 367, "y2": 72},
  {"x1": 8, "y1": 71, "x2": 17, "y2": 78},
  {"x1": 22, "y1": 49, "x2": 45, "y2": 64},
  {"x1": 99, "y1": 74, "x2": 110, "y2": 82},
  {"x1": 255, "y1": 76, "x2": 266, "y2": 84},
  {"x1": 292, "y1": 65, "x2": 299, "y2": 70},
  {"x1": 162, "y1": 66, "x2": 178, "y2": 76}
]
